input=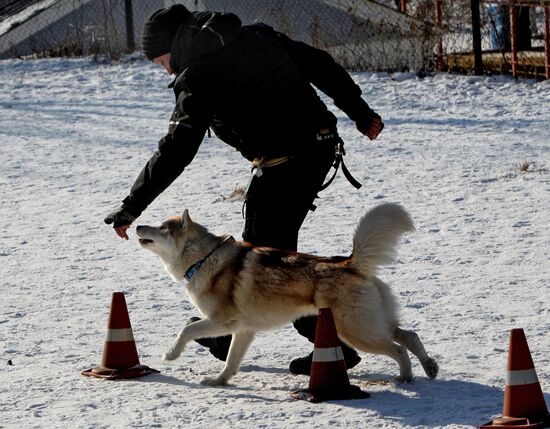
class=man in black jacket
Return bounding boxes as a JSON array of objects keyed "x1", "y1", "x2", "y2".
[{"x1": 105, "y1": 5, "x2": 384, "y2": 375}]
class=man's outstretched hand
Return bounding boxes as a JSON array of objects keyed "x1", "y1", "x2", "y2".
[{"x1": 104, "y1": 206, "x2": 136, "y2": 240}]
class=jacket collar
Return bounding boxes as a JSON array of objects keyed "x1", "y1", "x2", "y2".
[{"x1": 170, "y1": 11, "x2": 242, "y2": 74}]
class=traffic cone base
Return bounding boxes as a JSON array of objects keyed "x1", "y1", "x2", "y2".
[
  {"x1": 479, "y1": 416, "x2": 546, "y2": 428},
  {"x1": 290, "y1": 384, "x2": 370, "y2": 403},
  {"x1": 81, "y1": 364, "x2": 160, "y2": 380},
  {"x1": 290, "y1": 308, "x2": 369, "y2": 403}
]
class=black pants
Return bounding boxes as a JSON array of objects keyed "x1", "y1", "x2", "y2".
[
  {"x1": 243, "y1": 141, "x2": 335, "y2": 250},
  {"x1": 242, "y1": 137, "x2": 357, "y2": 355}
]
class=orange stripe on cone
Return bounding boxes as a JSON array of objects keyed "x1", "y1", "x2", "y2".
[
  {"x1": 290, "y1": 308, "x2": 369, "y2": 403},
  {"x1": 81, "y1": 292, "x2": 159, "y2": 380},
  {"x1": 479, "y1": 329, "x2": 550, "y2": 428}
]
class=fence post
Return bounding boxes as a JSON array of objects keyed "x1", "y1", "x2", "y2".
[
  {"x1": 435, "y1": 0, "x2": 443, "y2": 68},
  {"x1": 509, "y1": 0, "x2": 518, "y2": 78},
  {"x1": 544, "y1": 6, "x2": 549, "y2": 80},
  {"x1": 125, "y1": 0, "x2": 135, "y2": 53},
  {"x1": 471, "y1": 0, "x2": 483, "y2": 75}
]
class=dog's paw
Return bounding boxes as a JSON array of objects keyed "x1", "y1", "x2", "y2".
[
  {"x1": 395, "y1": 374, "x2": 414, "y2": 384},
  {"x1": 422, "y1": 357, "x2": 439, "y2": 379},
  {"x1": 200, "y1": 376, "x2": 228, "y2": 387},
  {"x1": 163, "y1": 349, "x2": 180, "y2": 361}
]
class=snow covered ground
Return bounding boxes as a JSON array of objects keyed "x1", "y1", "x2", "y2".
[{"x1": 1, "y1": 55, "x2": 549, "y2": 428}]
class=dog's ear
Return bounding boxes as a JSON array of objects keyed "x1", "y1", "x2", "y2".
[{"x1": 182, "y1": 209, "x2": 193, "y2": 230}]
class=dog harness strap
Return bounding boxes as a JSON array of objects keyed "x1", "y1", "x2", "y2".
[{"x1": 184, "y1": 235, "x2": 234, "y2": 281}]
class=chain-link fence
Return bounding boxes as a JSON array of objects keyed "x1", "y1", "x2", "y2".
[
  {"x1": 169, "y1": 0, "x2": 441, "y2": 72},
  {"x1": 0, "y1": 0, "x2": 440, "y2": 70},
  {"x1": 0, "y1": 0, "x2": 548, "y2": 79},
  {"x1": 0, "y1": 0, "x2": 164, "y2": 59}
]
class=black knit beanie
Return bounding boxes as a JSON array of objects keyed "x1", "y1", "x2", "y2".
[{"x1": 141, "y1": 4, "x2": 191, "y2": 60}]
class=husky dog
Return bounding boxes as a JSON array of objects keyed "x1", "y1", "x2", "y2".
[{"x1": 136, "y1": 203, "x2": 438, "y2": 386}]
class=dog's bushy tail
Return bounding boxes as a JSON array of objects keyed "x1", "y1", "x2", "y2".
[{"x1": 352, "y1": 203, "x2": 414, "y2": 276}]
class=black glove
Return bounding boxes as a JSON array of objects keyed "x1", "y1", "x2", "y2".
[{"x1": 104, "y1": 206, "x2": 137, "y2": 228}]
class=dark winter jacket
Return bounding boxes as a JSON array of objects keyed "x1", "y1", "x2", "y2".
[{"x1": 122, "y1": 11, "x2": 377, "y2": 217}]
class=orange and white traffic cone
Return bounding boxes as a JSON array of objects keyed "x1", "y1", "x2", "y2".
[
  {"x1": 480, "y1": 329, "x2": 550, "y2": 428},
  {"x1": 81, "y1": 292, "x2": 159, "y2": 380},
  {"x1": 290, "y1": 308, "x2": 369, "y2": 403}
]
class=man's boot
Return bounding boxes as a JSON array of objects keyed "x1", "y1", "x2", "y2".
[
  {"x1": 289, "y1": 315, "x2": 361, "y2": 375},
  {"x1": 289, "y1": 343, "x2": 361, "y2": 375},
  {"x1": 187, "y1": 317, "x2": 231, "y2": 361}
]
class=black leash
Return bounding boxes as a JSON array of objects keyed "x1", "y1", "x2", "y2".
[{"x1": 320, "y1": 138, "x2": 362, "y2": 191}]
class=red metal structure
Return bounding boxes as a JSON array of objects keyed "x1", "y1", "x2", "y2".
[
  {"x1": 388, "y1": 0, "x2": 549, "y2": 79},
  {"x1": 508, "y1": 0, "x2": 550, "y2": 79},
  {"x1": 545, "y1": 5, "x2": 550, "y2": 79}
]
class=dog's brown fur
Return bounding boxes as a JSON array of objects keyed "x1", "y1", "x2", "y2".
[{"x1": 136, "y1": 203, "x2": 438, "y2": 386}]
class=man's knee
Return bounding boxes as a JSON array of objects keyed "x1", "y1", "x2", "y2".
[{"x1": 293, "y1": 316, "x2": 318, "y2": 343}]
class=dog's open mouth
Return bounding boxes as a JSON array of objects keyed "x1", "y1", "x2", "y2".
[{"x1": 138, "y1": 238, "x2": 154, "y2": 245}]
